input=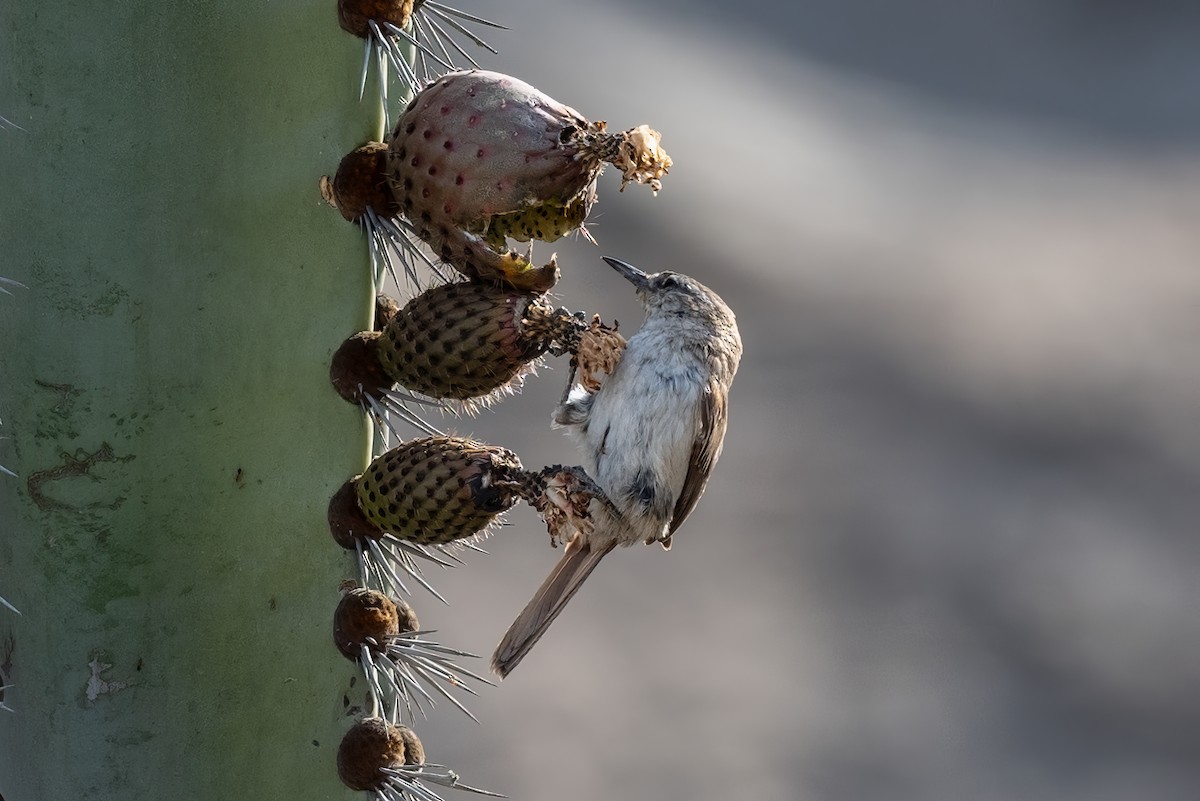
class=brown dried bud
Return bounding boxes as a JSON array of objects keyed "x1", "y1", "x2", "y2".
[
  {"x1": 333, "y1": 588, "x2": 420, "y2": 660},
  {"x1": 355, "y1": 436, "x2": 526, "y2": 545},
  {"x1": 328, "y1": 479, "x2": 386, "y2": 551},
  {"x1": 337, "y1": 0, "x2": 414, "y2": 39},
  {"x1": 321, "y1": 141, "x2": 399, "y2": 223},
  {"x1": 337, "y1": 717, "x2": 424, "y2": 791},
  {"x1": 329, "y1": 331, "x2": 393, "y2": 408}
]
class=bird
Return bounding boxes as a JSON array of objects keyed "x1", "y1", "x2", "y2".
[{"x1": 491, "y1": 256, "x2": 742, "y2": 678}]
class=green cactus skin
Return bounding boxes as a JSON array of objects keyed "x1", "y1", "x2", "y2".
[{"x1": 0, "y1": 2, "x2": 377, "y2": 798}]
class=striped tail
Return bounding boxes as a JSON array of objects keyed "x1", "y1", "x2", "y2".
[{"x1": 491, "y1": 539, "x2": 616, "y2": 678}]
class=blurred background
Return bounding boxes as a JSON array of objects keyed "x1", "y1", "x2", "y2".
[{"x1": 401, "y1": 2, "x2": 1200, "y2": 800}]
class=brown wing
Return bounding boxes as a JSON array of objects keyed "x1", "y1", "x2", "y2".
[{"x1": 664, "y1": 377, "x2": 729, "y2": 547}]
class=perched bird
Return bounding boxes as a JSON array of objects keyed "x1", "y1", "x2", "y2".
[{"x1": 492, "y1": 257, "x2": 742, "y2": 677}]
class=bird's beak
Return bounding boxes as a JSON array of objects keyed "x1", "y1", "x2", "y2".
[{"x1": 603, "y1": 257, "x2": 651, "y2": 291}]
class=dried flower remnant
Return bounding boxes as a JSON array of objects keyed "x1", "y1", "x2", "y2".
[
  {"x1": 609, "y1": 124, "x2": 672, "y2": 193},
  {"x1": 386, "y1": 70, "x2": 673, "y2": 291},
  {"x1": 338, "y1": 717, "x2": 503, "y2": 799},
  {"x1": 337, "y1": 0, "x2": 507, "y2": 112},
  {"x1": 334, "y1": 587, "x2": 492, "y2": 721}
]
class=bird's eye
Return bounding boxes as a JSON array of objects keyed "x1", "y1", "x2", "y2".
[{"x1": 657, "y1": 274, "x2": 680, "y2": 290}]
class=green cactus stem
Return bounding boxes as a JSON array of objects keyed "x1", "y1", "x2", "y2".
[{"x1": 0, "y1": 2, "x2": 381, "y2": 798}]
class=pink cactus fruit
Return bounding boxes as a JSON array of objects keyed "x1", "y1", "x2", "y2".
[{"x1": 386, "y1": 70, "x2": 672, "y2": 292}]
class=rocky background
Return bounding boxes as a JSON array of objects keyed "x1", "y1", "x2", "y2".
[{"x1": 400, "y1": 2, "x2": 1200, "y2": 800}]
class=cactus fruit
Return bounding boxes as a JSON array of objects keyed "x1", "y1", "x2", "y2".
[
  {"x1": 355, "y1": 436, "x2": 527, "y2": 546},
  {"x1": 337, "y1": 0, "x2": 506, "y2": 108},
  {"x1": 475, "y1": 190, "x2": 595, "y2": 251},
  {"x1": 376, "y1": 281, "x2": 605, "y2": 408},
  {"x1": 376, "y1": 282, "x2": 551, "y2": 404},
  {"x1": 386, "y1": 70, "x2": 672, "y2": 291},
  {"x1": 330, "y1": 281, "x2": 626, "y2": 428},
  {"x1": 329, "y1": 478, "x2": 462, "y2": 604},
  {"x1": 329, "y1": 439, "x2": 612, "y2": 593}
]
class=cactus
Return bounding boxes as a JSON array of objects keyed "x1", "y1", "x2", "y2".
[
  {"x1": 3, "y1": 3, "x2": 677, "y2": 801},
  {"x1": 0, "y1": 2, "x2": 376, "y2": 798}
]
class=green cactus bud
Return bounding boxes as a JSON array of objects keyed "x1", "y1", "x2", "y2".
[{"x1": 355, "y1": 436, "x2": 525, "y2": 546}]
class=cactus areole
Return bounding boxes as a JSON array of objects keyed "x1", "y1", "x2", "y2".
[
  {"x1": 333, "y1": 588, "x2": 418, "y2": 659},
  {"x1": 338, "y1": 0, "x2": 414, "y2": 38}
]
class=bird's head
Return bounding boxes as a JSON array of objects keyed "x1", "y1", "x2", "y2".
[{"x1": 603, "y1": 256, "x2": 731, "y2": 323}]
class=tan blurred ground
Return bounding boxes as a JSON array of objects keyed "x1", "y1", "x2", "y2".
[{"x1": 393, "y1": 3, "x2": 1200, "y2": 800}]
